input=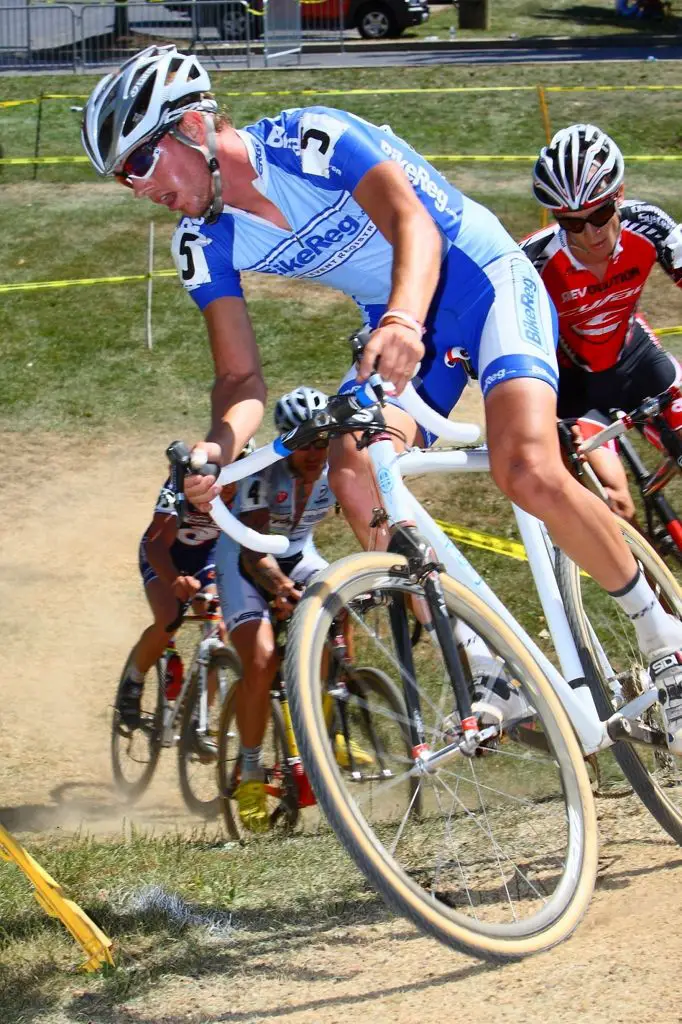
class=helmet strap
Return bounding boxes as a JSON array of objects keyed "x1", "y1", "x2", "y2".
[{"x1": 169, "y1": 111, "x2": 224, "y2": 223}]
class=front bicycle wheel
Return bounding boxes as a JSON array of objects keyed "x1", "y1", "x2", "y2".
[
  {"x1": 555, "y1": 516, "x2": 682, "y2": 844},
  {"x1": 178, "y1": 647, "x2": 241, "y2": 820},
  {"x1": 286, "y1": 552, "x2": 598, "y2": 962},
  {"x1": 111, "y1": 653, "x2": 163, "y2": 803}
]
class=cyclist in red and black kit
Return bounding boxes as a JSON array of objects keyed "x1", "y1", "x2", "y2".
[
  {"x1": 521, "y1": 123, "x2": 682, "y2": 751},
  {"x1": 522, "y1": 122, "x2": 682, "y2": 523}
]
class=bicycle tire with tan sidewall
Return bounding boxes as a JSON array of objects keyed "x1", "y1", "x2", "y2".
[
  {"x1": 555, "y1": 516, "x2": 682, "y2": 845},
  {"x1": 286, "y1": 551, "x2": 599, "y2": 963}
]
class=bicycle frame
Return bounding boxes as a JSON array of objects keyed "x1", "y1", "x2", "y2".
[
  {"x1": 159, "y1": 616, "x2": 226, "y2": 747},
  {"x1": 375, "y1": 440, "x2": 611, "y2": 755}
]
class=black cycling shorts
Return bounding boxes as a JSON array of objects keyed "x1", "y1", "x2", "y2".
[{"x1": 557, "y1": 319, "x2": 678, "y2": 420}]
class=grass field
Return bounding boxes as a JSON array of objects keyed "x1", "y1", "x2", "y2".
[
  {"x1": 2, "y1": 60, "x2": 682, "y2": 1018},
  {"x1": 412, "y1": 0, "x2": 682, "y2": 40}
]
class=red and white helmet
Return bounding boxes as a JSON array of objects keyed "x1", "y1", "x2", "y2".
[
  {"x1": 81, "y1": 44, "x2": 217, "y2": 176},
  {"x1": 532, "y1": 123, "x2": 624, "y2": 212}
]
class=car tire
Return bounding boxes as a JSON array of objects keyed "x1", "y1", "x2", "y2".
[
  {"x1": 356, "y1": 3, "x2": 399, "y2": 38},
  {"x1": 215, "y1": 4, "x2": 263, "y2": 40}
]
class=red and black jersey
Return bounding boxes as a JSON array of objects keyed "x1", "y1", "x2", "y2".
[{"x1": 521, "y1": 200, "x2": 682, "y2": 372}]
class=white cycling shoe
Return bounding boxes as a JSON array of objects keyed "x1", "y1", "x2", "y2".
[
  {"x1": 648, "y1": 649, "x2": 682, "y2": 754},
  {"x1": 471, "y1": 659, "x2": 534, "y2": 731}
]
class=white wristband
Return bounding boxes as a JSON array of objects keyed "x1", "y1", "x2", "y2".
[{"x1": 378, "y1": 309, "x2": 425, "y2": 339}]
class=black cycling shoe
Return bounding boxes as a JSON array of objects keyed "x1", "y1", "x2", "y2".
[{"x1": 117, "y1": 678, "x2": 143, "y2": 729}]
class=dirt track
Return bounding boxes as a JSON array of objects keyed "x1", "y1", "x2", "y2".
[{"x1": 1, "y1": 427, "x2": 682, "y2": 1023}]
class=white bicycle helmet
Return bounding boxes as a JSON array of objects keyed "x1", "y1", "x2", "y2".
[
  {"x1": 81, "y1": 45, "x2": 224, "y2": 221},
  {"x1": 532, "y1": 123, "x2": 625, "y2": 211},
  {"x1": 274, "y1": 387, "x2": 329, "y2": 432}
]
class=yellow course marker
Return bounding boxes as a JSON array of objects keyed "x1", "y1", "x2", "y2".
[
  {"x1": 0, "y1": 823, "x2": 114, "y2": 972},
  {"x1": 435, "y1": 519, "x2": 528, "y2": 561}
]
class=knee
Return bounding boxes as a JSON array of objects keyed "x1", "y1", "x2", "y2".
[
  {"x1": 328, "y1": 442, "x2": 367, "y2": 508},
  {"x1": 491, "y1": 443, "x2": 572, "y2": 516}
]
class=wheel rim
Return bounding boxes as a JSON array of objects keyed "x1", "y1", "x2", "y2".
[
  {"x1": 294, "y1": 567, "x2": 591, "y2": 941},
  {"x1": 221, "y1": 8, "x2": 247, "y2": 38},
  {"x1": 567, "y1": 528, "x2": 682, "y2": 815},
  {"x1": 362, "y1": 10, "x2": 390, "y2": 36}
]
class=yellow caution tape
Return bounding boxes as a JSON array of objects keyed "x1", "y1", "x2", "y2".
[
  {"x1": 0, "y1": 269, "x2": 175, "y2": 293},
  {"x1": 0, "y1": 823, "x2": 114, "y2": 972},
  {"x1": 547, "y1": 84, "x2": 682, "y2": 92},
  {"x1": 435, "y1": 519, "x2": 528, "y2": 561},
  {"x1": 0, "y1": 156, "x2": 90, "y2": 165},
  {"x1": 0, "y1": 98, "x2": 38, "y2": 108},
  {"x1": 7, "y1": 83, "x2": 682, "y2": 104},
  {"x1": 654, "y1": 325, "x2": 682, "y2": 336}
]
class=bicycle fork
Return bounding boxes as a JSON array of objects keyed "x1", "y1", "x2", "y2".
[{"x1": 388, "y1": 527, "x2": 482, "y2": 762}]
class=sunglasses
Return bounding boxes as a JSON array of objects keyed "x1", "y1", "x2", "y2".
[
  {"x1": 555, "y1": 200, "x2": 618, "y2": 234},
  {"x1": 115, "y1": 134, "x2": 166, "y2": 186},
  {"x1": 298, "y1": 438, "x2": 330, "y2": 452}
]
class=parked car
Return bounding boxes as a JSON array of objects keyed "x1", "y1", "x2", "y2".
[
  {"x1": 302, "y1": 0, "x2": 429, "y2": 38},
  {"x1": 149, "y1": 0, "x2": 427, "y2": 40}
]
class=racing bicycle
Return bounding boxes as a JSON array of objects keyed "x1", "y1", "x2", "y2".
[
  {"x1": 193, "y1": 373, "x2": 681, "y2": 962},
  {"x1": 563, "y1": 386, "x2": 682, "y2": 564},
  {"x1": 112, "y1": 593, "x2": 240, "y2": 817},
  {"x1": 216, "y1": 609, "x2": 414, "y2": 840}
]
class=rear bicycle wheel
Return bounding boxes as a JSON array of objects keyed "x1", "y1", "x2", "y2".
[
  {"x1": 111, "y1": 653, "x2": 163, "y2": 803},
  {"x1": 217, "y1": 686, "x2": 300, "y2": 840},
  {"x1": 178, "y1": 647, "x2": 241, "y2": 819},
  {"x1": 555, "y1": 516, "x2": 682, "y2": 844},
  {"x1": 286, "y1": 552, "x2": 598, "y2": 961}
]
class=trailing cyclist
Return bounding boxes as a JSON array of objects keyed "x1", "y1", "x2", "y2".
[
  {"x1": 522, "y1": 123, "x2": 682, "y2": 523},
  {"x1": 83, "y1": 51, "x2": 682, "y2": 753},
  {"x1": 117, "y1": 454, "x2": 248, "y2": 728},
  {"x1": 216, "y1": 387, "x2": 351, "y2": 832}
]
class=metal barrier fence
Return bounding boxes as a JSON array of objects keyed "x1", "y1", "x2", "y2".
[
  {"x1": 0, "y1": 0, "x2": 347, "y2": 71},
  {"x1": 0, "y1": 4, "x2": 78, "y2": 70}
]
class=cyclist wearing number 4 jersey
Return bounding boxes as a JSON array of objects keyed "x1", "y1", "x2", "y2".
[
  {"x1": 83, "y1": 49, "x2": 682, "y2": 753},
  {"x1": 216, "y1": 388, "x2": 345, "y2": 832}
]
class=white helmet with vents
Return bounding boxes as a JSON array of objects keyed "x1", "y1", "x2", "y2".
[
  {"x1": 532, "y1": 123, "x2": 624, "y2": 212},
  {"x1": 274, "y1": 387, "x2": 329, "y2": 432},
  {"x1": 82, "y1": 44, "x2": 217, "y2": 176}
]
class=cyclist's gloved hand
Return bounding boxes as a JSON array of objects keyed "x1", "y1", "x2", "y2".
[
  {"x1": 184, "y1": 441, "x2": 223, "y2": 513},
  {"x1": 172, "y1": 575, "x2": 203, "y2": 603}
]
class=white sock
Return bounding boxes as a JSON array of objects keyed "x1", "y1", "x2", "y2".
[
  {"x1": 241, "y1": 745, "x2": 264, "y2": 782},
  {"x1": 453, "y1": 620, "x2": 495, "y2": 663},
  {"x1": 610, "y1": 569, "x2": 682, "y2": 656}
]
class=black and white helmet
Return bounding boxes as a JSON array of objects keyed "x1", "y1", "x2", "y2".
[
  {"x1": 274, "y1": 387, "x2": 329, "y2": 432},
  {"x1": 532, "y1": 124, "x2": 625, "y2": 212},
  {"x1": 81, "y1": 44, "x2": 217, "y2": 176}
]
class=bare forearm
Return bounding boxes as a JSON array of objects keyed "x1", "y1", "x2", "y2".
[
  {"x1": 206, "y1": 372, "x2": 267, "y2": 464},
  {"x1": 241, "y1": 550, "x2": 290, "y2": 595},
  {"x1": 387, "y1": 208, "x2": 442, "y2": 320},
  {"x1": 146, "y1": 541, "x2": 179, "y2": 586}
]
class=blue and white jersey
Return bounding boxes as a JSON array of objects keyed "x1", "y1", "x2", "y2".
[
  {"x1": 170, "y1": 106, "x2": 517, "y2": 320},
  {"x1": 238, "y1": 462, "x2": 336, "y2": 557}
]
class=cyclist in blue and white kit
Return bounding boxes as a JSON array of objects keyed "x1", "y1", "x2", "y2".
[
  {"x1": 82, "y1": 45, "x2": 682, "y2": 752},
  {"x1": 217, "y1": 387, "x2": 337, "y2": 831}
]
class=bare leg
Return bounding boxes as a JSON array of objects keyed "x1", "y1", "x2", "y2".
[
  {"x1": 131, "y1": 578, "x2": 178, "y2": 675},
  {"x1": 485, "y1": 378, "x2": 637, "y2": 591},
  {"x1": 229, "y1": 618, "x2": 277, "y2": 748}
]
